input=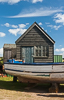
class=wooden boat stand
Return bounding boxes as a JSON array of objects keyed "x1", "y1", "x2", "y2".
[{"x1": 49, "y1": 83, "x2": 59, "y2": 93}]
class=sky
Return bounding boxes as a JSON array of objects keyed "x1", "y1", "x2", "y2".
[{"x1": 0, "y1": 0, "x2": 64, "y2": 57}]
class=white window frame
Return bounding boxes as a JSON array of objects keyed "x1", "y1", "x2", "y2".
[{"x1": 34, "y1": 46, "x2": 49, "y2": 57}]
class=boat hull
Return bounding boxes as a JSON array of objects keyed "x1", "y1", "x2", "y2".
[{"x1": 4, "y1": 63, "x2": 64, "y2": 83}]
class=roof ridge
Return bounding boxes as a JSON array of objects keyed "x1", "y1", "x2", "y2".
[{"x1": 15, "y1": 22, "x2": 55, "y2": 44}]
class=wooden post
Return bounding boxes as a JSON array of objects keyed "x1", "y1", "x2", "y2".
[
  {"x1": 49, "y1": 83, "x2": 59, "y2": 93},
  {"x1": 13, "y1": 76, "x2": 17, "y2": 82}
]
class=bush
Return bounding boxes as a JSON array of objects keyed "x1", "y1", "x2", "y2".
[{"x1": 0, "y1": 57, "x2": 3, "y2": 65}]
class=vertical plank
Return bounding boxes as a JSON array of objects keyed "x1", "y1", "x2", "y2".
[
  {"x1": 22, "y1": 47, "x2": 25, "y2": 61},
  {"x1": 22, "y1": 47, "x2": 34, "y2": 63}
]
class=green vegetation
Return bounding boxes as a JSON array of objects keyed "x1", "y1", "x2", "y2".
[
  {"x1": 0, "y1": 77, "x2": 28, "y2": 91},
  {"x1": 0, "y1": 77, "x2": 51, "y2": 91},
  {"x1": 0, "y1": 57, "x2": 3, "y2": 65},
  {"x1": 0, "y1": 77, "x2": 13, "y2": 81}
]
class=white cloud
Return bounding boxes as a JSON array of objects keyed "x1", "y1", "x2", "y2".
[
  {"x1": 8, "y1": 7, "x2": 63, "y2": 18},
  {"x1": 42, "y1": 27, "x2": 44, "y2": 30},
  {"x1": 47, "y1": 24, "x2": 61, "y2": 30},
  {"x1": 26, "y1": 23, "x2": 29, "y2": 25},
  {"x1": 54, "y1": 13, "x2": 64, "y2": 25},
  {"x1": 45, "y1": 30, "x2": 47, "y2": 32},
  {"x1": 55, "y1": 49, "x2": 60, "y2": 52},
  {"x1": 0, "y1": 48, "x2": 3, "y2": 57},
  {"x1": 0, "y1": 0, "x2": 21, "y2": 5},
  {"x1": 0, "y1": 32, "x2": 6, "y2": 37},
  {"x1": 11, "y1": 25, "x2": 18, "y2": 28},
  {"x1": 2, "y1": 23, "x2": 29, "y2": 36},
  {"x1": 19, "y1": 24, "x2": 26, "y2": 28},
  {"x1": 60, "y1": 52, "x2": 64, "y2": 58},
  {"x1": 38, "y1": 22, "x2": 42, "y2": 25},
  {"x1": 42, "y1": 27, "x2": 47, "y2": 32},
  {"x1": 0, "y1": 0, "x2": 42, "y2": 4},
  {"x1": 8, "y1": 28, "x2": 26, "y2": 36},
  {"x1": 2, "y1": 23, "x2": 29, "y2": 28},
  {"x1": 19, "y1": 29, "x2": 27, "y2": 34},
  {"x1": 45, "y1": 22, "x2": 50, "y2": 24},
  {"x1": 2, "y1": 23, "x2": 18, "y2": 28},
  {"x1": 8, "y1": 29, "x2": 20, "y2": 36},
  {"x1": 55, "y1": 48, "x2": 64, "y2": 58},
  {"x1": 4, "y1": 23, "x2": 10, "y2": 27},
  {"x1": 32, "y1": 0, "x2": 43, "y2": 3},
  {"x1": 55, "y1": 48, "x2": 64, "y2": 52}
]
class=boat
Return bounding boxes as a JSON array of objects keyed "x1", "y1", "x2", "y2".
[{"x1": 4, "y1": 59, "x2": 64, "y2": 83}]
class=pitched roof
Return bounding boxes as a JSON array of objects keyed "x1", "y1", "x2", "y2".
[{"x1": 15, "y1": 22, "x2": 55, "y2": 44}]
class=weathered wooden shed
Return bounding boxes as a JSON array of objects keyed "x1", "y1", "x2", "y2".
[
  {"x1": 15, "y1": 22, "x2": 55, "y2": 63},
  {"x1": 3, "y1": 44, "x2": 16, "y2": 62}
]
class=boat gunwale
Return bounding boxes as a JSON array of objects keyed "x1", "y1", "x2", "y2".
[{"x1": 4, "y1": 62, "x2": 64, "y2": 65}]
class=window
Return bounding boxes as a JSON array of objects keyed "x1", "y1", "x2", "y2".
[{"x1": 34, "y1": 46, "x2": 48, "y2": 57}]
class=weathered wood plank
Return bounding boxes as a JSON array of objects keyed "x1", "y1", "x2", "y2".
[
  {"x1": 4, "y1": 70, "x2": 64, "y2": 83},
  {"x1": 4, "y1": 64, "x2": 64, "y2": 73},
  {"x1": 50, "y1": 73, "x2": 64, "y2": 78},
  {"x1": 5, "y1": 64, "x2": 52, "y2": 72},
  {"x1": 16, "y1": 26, "x2": 54, "y2": 63}
]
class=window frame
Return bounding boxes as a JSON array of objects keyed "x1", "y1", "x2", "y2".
[{"x1": 34, "y1": 46, "x2": 49, "y2": 57}]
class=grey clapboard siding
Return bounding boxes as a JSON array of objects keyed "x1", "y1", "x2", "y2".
[
  {"x1": 16, "y1": 25, "x2": 54, "y2": 63},
  {"x1": 3, "y1": 44, "x2": 16, "y2": 62},
  {"x1": 3, "y1": 48, "x2": 16, "y2": 62}
]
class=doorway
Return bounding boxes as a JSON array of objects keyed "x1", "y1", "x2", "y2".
[{"x1": 22, "y1": 47, "x2": 34, "y2": 63}]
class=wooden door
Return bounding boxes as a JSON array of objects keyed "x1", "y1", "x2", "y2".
[{"x1": 22, "y1": 47, "x2": 34, "y2": 63}]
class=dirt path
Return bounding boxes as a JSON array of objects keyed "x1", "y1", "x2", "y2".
[{"x1": 0, "y1": 85, "x2": 64, "y2": 100}]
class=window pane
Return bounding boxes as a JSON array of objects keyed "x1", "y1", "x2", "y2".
[
  {"x1": 39, "y1": 50, "x2": 41, "y2": 56},
  {"x1": 35, "y1": 46, "x2": 48, "y2": 57},
  {"x1": 36, "y1": 50, "x2": 38, "y2": 56},
  {"x1": 45, "y1": 46, "x2": 46, "y2": 56},
  {"x1": 46, "y1": 51, "x2": 48, "y2": 56},
  {"x1": 39, "y1": 46, "x2": 41, "y2": 49},
  {"x1": 43, "y1": 46, "x2": 45, "y2": 56},
  {"x1": 36, "y1": 46, "x2": 38, "y2": 49},
  {"x1": 46, "y1": 46, "x2": 48, "y2": 56}
]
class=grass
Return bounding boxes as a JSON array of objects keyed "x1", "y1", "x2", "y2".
[
  {"x1": 0, "y1": 77, "x2": 28, "y2": 91},
  {"x1": 0, "y1": 77, "x2": 53, "y2": 91},
  {"x1": 0, "y1": 76, "x2": 13, "y2": 81},
  {"x1": 0, "y1": 76, "x2": 64, "y2": 90},
  {"x1": 0, "y1": 77, "x2": 35, "y2": 100}
]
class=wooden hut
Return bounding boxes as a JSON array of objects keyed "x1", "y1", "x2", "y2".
[
  {"x1": 3, "y1": 44, "x2": 16, "y2": 62},
  {"x1": 15, "y1": 22, "x2": 55, "y2": 63}
]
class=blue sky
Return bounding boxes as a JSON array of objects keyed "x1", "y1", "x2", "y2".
[{"x1": 0, "y1": 0, "x2": 64, "y2": 57}]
